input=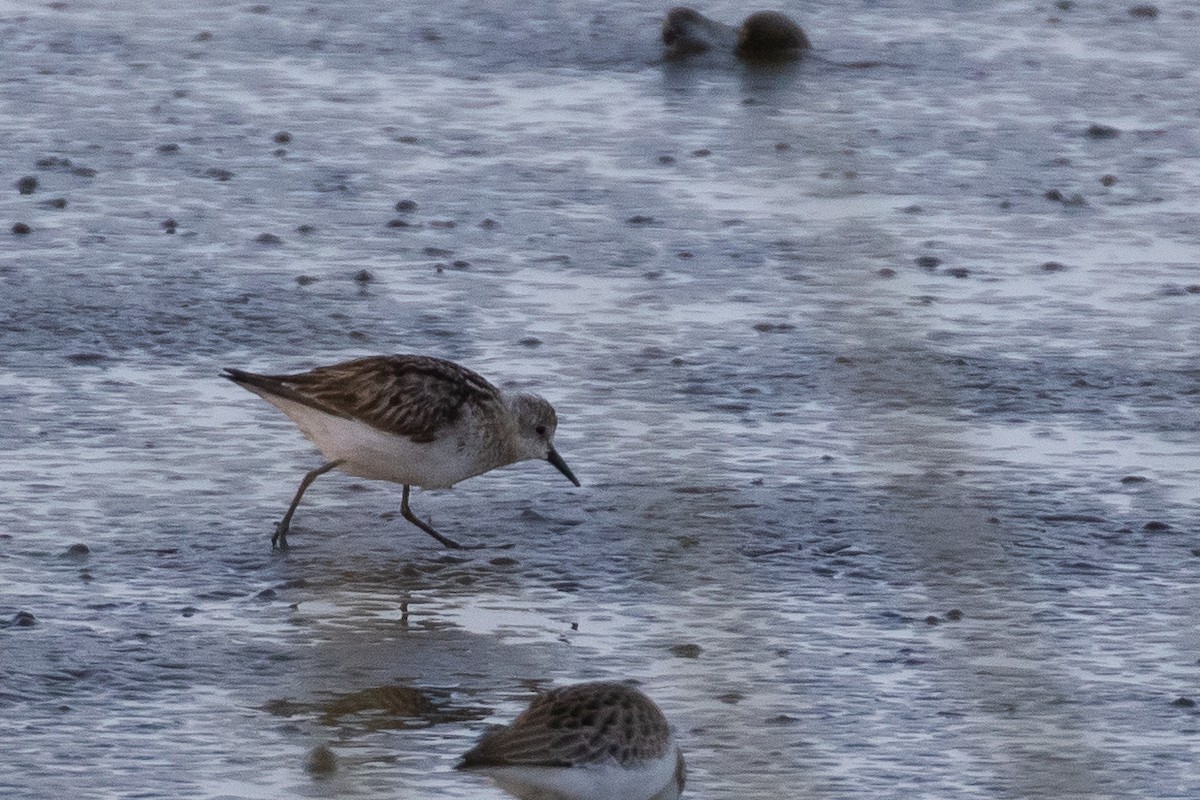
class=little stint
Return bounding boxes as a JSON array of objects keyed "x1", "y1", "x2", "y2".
[
  {"x1": 223, "y1": 354, "x2": 579, "y2": 550},
  {"x1": 458, "y1": 681, "x2": 685, "y2": 800}
]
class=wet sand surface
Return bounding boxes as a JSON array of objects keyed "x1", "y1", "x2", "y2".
[{"x1": 2, "y1": 1, "x2": 1199, "y2": 798}]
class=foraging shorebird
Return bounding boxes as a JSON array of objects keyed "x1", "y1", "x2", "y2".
[
  {"x1": 458, "y1": 681, "x2": 686, "y2": 800},
  {"x1": 223, "y1": 354, "x2": 579, "y2": 550}
]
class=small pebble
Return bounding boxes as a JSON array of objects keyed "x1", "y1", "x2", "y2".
[
  {"x1": 657, "y1": 154, "x2": 676, "y2": 164},
  {"x1": 692, "y1": 148, "x2": 712, "y2": 157},
  {"x1": 626, "y1": 214, "x2": 655, "y2": 225},
  {"x1": 41, "y1": 198, "x2": 67, "y2": 209},
  {"x1": 255, "y1": 232, "x2": 283, "y2": 245},
  {"x1": 1100, "y1": 174, "x2": 1117, "y2": 186},
  {"x1": 13, "y1": 611, "x2": 37, "y2": 627},
  {"x1": 64, "y1": 543, "x2": 90, "y2": 558},
  {"x1": 273, "y1": 131, "x2": 291, "y2": 144},
  {"x1": 354, "y1": 269, "x2": 373, "y2": 283},
  {"x1": 1040, "y1": 261, "x2": 1068, "y2": 272},
  {"x1": 1170, "y1": 697, "x2": 1196, "y2": 708},
  {"x1": 877, "y1": 267, "x2": 896, "y2": 278},
  {"x1": 1143, "y1": 521, "x2": 1171, "y2": 531},
  {"x1": 924, "y1": 615, "x2": 940, "y2": 625},
  {"x1": 1085, "y1": 123, "x2": 1120, "y2": 139},
  {"x1": 157, "y1": 143, "x2": 180, "y2": 153},
  {"x1": 394, "y1": 199, "x2": 418, "y2": 213},
  {"x1": 296, "y1": 224, "x2": 316, "y2": 234},
  {"x1": 12, "y1": 222, "x2": 31, "y2": 235},
  {"x1": 305, "y1": 744, "x2": 338, "y2": 776},
  {"x1": 16, "y1": 176, "x2": 38, "y2": 194},
  {"x1": 944, "y1": 609, "x2": 964, "y2": 621},
  {"x1": 916, "y1": 255, "x2": 941, "y2": 269},
  {"x1": 1129, "y1": 4, "x2": 1159, "y2": 18},
  {"x1": 670, "y1": 643, "x2": 703, "y2": 658},
  {"x1": 296, "y1": 275, "x2": 318, "y2": 286}
]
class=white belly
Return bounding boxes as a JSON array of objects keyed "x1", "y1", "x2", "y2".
[
  {"x1": 258, "y1": 394, "x2": 486, "y2": 488},
  {"x1": 479, "y1": 755, "x2": 681, "y2": 800}
]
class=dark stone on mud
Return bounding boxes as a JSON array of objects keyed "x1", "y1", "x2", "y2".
[
  {"x1": 194, "y1": 31, "x2": 213, "y2": 41},
  {"x1": 305, "y1": 744, "x2": 337, "y2": 776},
  {"x1": 12, "y1": 222, "x2": 31, "y2": 235},
  {"x1": 946, "y1": 267, "x2": 970, "y2": 278},
  {"x1": 13, "y1": 611, "x2": 37, "y2": 627},
  {"x1": 1085, "y1": 123, "x2": 1120, "y2": 139},
  {"x1": 429, "y1": 220, "x2": 456, "y2": 229},
  {"x1": 41, "y1": 198, "x2": 67, "y2": 209},
  {"x1": 1057, "y1": 0, "x2": 1073, "y2": 9},
  {"x1": 273, "y1": 131, "x2": 291, "y2": 144},
  {"x1": 354, "y1": 269, "x2": 373, "y2": 283},
  {"x1": 658, "y1": 154, "x2": 676, "y2": 164},
  {"x1": 423, "y1": 246, "x2": 452, "y2": 257},
  {"x1": 296, "y1": 224, "x2": 316, "y2": 234},
  {"x1": 670, "y1": 643, "x2": 703, "y2": 658},
  {"x1": 255, "y1": 232, "x2": 283, "y2": 245},
  {"x1": 386, "y1": 218, "x2": 415, "y2": 228},
  {"x1": 1041, "y1": 261, "x2": 1068, "y2": 272},
  {"x1": 1143, "y1": 521, "x2": 1171, "y2": 531},
  {"x1": 1120, "y1": 475, "x2": 1148, "y2": 484},
  {"x1": 162, "y1": 218, "x2": 177, "y2": 233},
  {"x1": 916, "y1": 255, "x2": 941, "y2": 269},
  {"x1": 64, "y1": 543, "x2": 90, "y2": 558},
  {"x1": 16, "y1": 176, "x2": 38, "y2": 194},
  {"x1": 1186, "y1": 285, "x2": 1200, "y2": 294},
  {"x1": 394, "y1": 199, "x2": 418, "y2": 212},
  {"x1": 945, "y1": 609, "x2": 964, "y2": 621},
  {"x1": 775, "y1": 142, "x2": 791, "y2": 152},
  {"x1": 1129, "y1": 5, "x2": 1159, "y2": 18},
  {"x1": 205, "y1": 167, "x2": 234, "y2": 181},
  {"x1": 489, "y1": 556, "x2": 519, "y2": 566},
  {"x1": 677, "y1": 251, "x2": 694, "y2": 259},
  {"x1": 180, "y1": 606, "x2": 197, "y2": 617},
  {"x1": 296, "y1": 275, "x2": 318, "y2": 286},
  {"x1": 36, "y1": 157, "x2": 71, "y2": 169},
  {"x1": 256, "y1": 588, "x2": 277, "y2": 600},
  {"x1": 1100, "y1": 174, "x2": 1117, "y2": 186},
  {"x1": 157, "y1": 143, "x2": 180, "y2": 153},
  {"x1": 692, "y1": 148, "x2": 712, "y2": 157},
  {"x1": 1045, "y1": 189, "x2": 1064, "y2": 201},
  {"x1": 1170, "y1": 697, "x2": 1196, "y2": 708},
  {"x1": 626, "y1": 214, "x2": 655, "y2": 225},
  {"x1": 72, "y1": 166, "x2": 98, "y2": 178},
  {"x1": 924, "y1": 615, "x2": 940, "y2": 625},
  {"x1": 480, "y1": 218, "x2": 498, "y2": 229},
  {"x1": 66, "y1": 352, "x2": 107, "y2": 364},
  {"x1": 450, "y1": 260, "x2": 470, "y2": 269}
]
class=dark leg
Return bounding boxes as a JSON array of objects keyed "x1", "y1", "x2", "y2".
[
  {"x1": 273, "y1": 460, "x2": 343, "y2": 550},
  {"x1": 400, "y1": 484, "x2": 463, "y2": 549}
]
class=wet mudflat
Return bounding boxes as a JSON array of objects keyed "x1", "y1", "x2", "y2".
[{"x1": 2, "y1": 0, "x2": 1199, "y2": 798}]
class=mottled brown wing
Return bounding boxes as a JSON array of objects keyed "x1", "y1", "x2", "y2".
[
  {"x1": 261, "y1": 355, "x2": 502, "y2": 442},
  {"x1": 459, "y1": 683, "x2": 671, "y2": 769}
]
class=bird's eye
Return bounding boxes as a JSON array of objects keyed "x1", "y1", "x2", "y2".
[{"x1": 535, "y1": 425, "x2": 547, "y2": 436}]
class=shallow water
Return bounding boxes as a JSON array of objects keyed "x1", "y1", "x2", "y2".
[{"x1": 2, "y1": 1, "x2": 1199, "y2": 798}]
